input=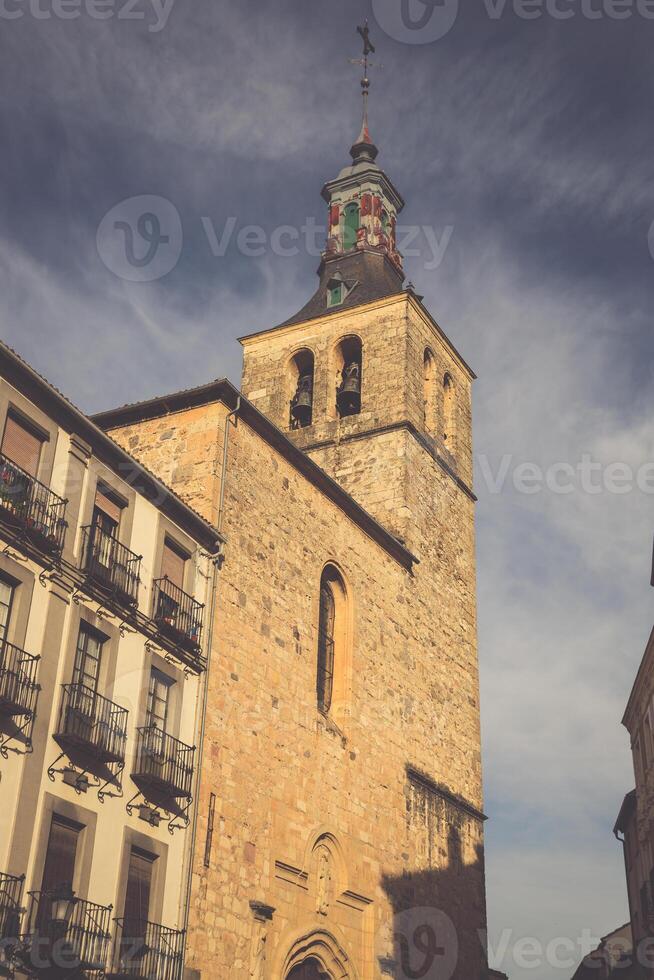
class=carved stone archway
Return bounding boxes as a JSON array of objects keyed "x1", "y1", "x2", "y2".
[{"x1": 272, "y1": 926, "x2": 359, "y2": 980}]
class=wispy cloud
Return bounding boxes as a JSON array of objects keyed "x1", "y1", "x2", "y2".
[{"x1": 1, "y1": 3, "x2": 652, "y2": 977}]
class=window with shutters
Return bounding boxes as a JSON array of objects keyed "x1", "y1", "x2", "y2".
[
  {"x1": 40, "y1": 814, "x2": 82, "y2": 894},
  {"x1": 146, "y1": 668, "x2": 174, "y2": 733},
  {"x1": 343, "y1": 202, "x2": 360, "y2": 251},
  {"x1": 0, "y1": 577, "x2": 15, "y2": 643},
  {"x1": 72, "y1": 623, "x2": 105, "y2": 693},
  {"x1": 316, "y1": 565, "x2": 350, "y2": 716},
  {"x1": 121, "y1": 847, "x2": 157, "y2": 950},
  {"x1": 1, "y1": 412, "x2": 44, "y2": 478},
  {"x1": 160, "y1": 539, "x2": 187, "y2": 590},
  {"x1": 93, "y1": 485, "x2": 124, "y2": 537}
]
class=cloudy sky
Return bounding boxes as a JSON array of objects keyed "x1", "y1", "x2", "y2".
[{"x1": 2, "y1": 0, "x2": 654, "y2": 975}]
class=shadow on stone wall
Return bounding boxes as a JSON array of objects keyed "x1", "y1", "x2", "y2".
[{"x1": 380, "y1": 822, "x2": 488, "y2": 980}]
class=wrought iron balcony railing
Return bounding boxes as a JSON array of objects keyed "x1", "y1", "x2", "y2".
[
  {"x1": 0, "y1": 641, "x2": 39, "y2": 722},
  {"x1": 132, "y1": 726, "x2": 194, "y2": 802},
  {"x1": 0, "y1": 872, "x2": 24, "y2": 948},
  {"x1": 0, "y1": 453, "x2": 67, "y2": 556},
  {"x1": 54, "y1": 684, "x2": 128, "y2": 765},
  {"x1": 152, "y1": 578, "x2": 204, "y2": 655},
  {"x1": 109, "y1": 918, "x2": 183, "y2": 980},
  {"x1": 82, "y1": 523, "x2": 141, "y2": 608},
  {"x1": 22, "y1": 890, "x2": 112, "y2": 977}
]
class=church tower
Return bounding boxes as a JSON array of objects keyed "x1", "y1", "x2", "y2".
[
  {"x1": 97, "y1": 23, "x2": 487, "y2": 980},
  {"x1": 240, "y1": 27, "x2": 475, "y2": 558},
  {"x1": 238, "y1": 24, "x2": 485, "y2": 977}
]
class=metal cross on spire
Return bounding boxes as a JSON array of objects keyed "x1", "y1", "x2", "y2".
[{"x1": 349, "y1": 19, "x2": 382, "y2": 151}]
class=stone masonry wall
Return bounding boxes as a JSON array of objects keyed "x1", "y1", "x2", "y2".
[{"x1": 107, "y1": 288, "x2": 486, "y2": 980}]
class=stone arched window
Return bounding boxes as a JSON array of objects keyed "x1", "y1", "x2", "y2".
[
  {"x1": 335, "y1": 336, "x2": 362, "y2": 419},
  {"x1": 443, "y1": 372, "x2": 455, "y2": 448},
  {"x1": 343, "y1": 202, "x2": 360, "y2": 251},
  {"x1": 423, "y1": 348, "x2": 436, "y2": 434},
  {"x1": 316, "y1": 565, "x2": 349, "y2": 715},
  {"x1": 289, "y1": 349, "x2": 315, "y2": 430}
]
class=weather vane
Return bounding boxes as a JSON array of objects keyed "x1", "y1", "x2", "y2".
[{"x1": 349, "y1": 20, "x2": 383, "y2": 143}]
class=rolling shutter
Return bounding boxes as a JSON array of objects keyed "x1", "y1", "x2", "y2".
[
  {"x1": 94, "y1": 486, "x2": 123, "y2": 526},
  {"x1": 161, "y1": 539, "x2": 186, "y2": 588},
  {"x1": 1, "y1": 414, "x2": 43, "y2": 477}
]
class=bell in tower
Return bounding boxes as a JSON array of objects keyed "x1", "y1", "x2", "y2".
[{"x1": 291, "y1": 371, "x2": 314, "y2": 428}]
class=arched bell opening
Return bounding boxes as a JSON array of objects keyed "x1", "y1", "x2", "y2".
[
  {"x1": 335, "y1": 337, "x2": 362, "y2": 419},
  {"x1": 289, "y1": 349, "x2": 315, "y2": 430},
  {"x1": 423, "y1": 348, "x2": 436, "y2": 435},
  {"x1": 443, "y1": 371, "x2": 456, "y2": 449}
]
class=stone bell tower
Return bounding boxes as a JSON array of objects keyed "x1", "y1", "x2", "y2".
[
  {"x1": 239, "y1": 40, "x2": 475, "y2": 555},
  {"x1": 239, "y1": 26, "x2": 485, "y2": 977},
  {"x1": 99, "y1": 23, "x2": 487, "y2": 980}
]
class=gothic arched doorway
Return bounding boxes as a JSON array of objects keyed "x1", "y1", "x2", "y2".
[{"x1": 286, "y1": 959, "x2": 331, "y2": 980}]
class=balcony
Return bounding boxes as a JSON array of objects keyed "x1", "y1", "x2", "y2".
[
  {"x1": 0, "y1": 641, "x2": 39, "y2": 722},
  {"x1": 54, "y1": 684, "x2": 128, "y2": 766},
  {"x1": 0, "y1": 872, "x2": 24, "y2": 952},
  {"x1": 82, "y1": 523, "x2": 141, "y2": 608},
  {"x1": 152, "y1": 579, "x2": 204, "y2": 655},
  {"x1": 0, "y1": 454, "x2": 67, "y2": 557},
  {"x1": 109, "y1": 918, "x2": 183, "y2": 980},
  {"x1": 131, "y1": 726, "x2": 194, "y2": 802},
  {"x1": 22, "y1": 890, "x2": 112, "y2": 977}
]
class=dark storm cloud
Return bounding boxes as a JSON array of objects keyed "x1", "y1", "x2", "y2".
[{"x1": 1, "y1": 1, "x2": 653, "y2": 976}]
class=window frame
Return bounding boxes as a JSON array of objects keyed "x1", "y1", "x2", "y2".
[{"x1": 72, "y1": 622, "x2": 106, "y2": 694}]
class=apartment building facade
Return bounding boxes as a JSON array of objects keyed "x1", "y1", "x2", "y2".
[{"x1": 0, "y1": 343, "x2": 222, "y2": 980}]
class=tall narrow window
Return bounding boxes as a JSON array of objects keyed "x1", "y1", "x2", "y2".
[
  {"x1": 1, "y1": 412, "x2": 44, "y2": 478},
  {"x1": 146, "y1": 668, "x2": 174, "y2": 732},
  {"x1": 122, "y1": 847, "x2": 156, "y2": 952},
  {"x1": 72, "y1": 624, "x2": 104, "y2": 693},
  {"x1": 443, "y1": 373, "x2": 455, "y2": 448},
  {"x1": 423, "y1": 349, "x2": 436, "y2": 434},
  {"x1": 317, "y1": 580, "x2": 335, "y2": 714},
  {"x1": 124, "y1": 847, "x2": 155, "y2": 924},
  {"x1": 41, "y1": 814, "x2": 82, "y2": 893},
  {"x1": 0, "y1": 578, "x2": 15, "y2": 643},
  {"x1": 343, "y1": 202, "x2": 360, "y2": 251},
  {"x1": 93, "y1": 485, "x2": 123, "y2": 538},
  {"x1": 316, "y1": 565, "x2": 349, "y2": 715}
]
